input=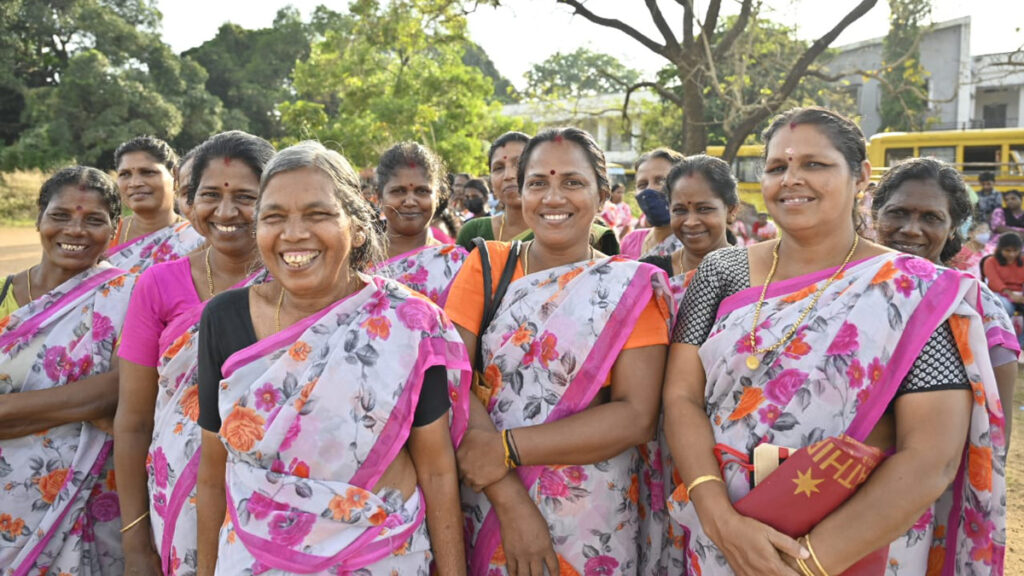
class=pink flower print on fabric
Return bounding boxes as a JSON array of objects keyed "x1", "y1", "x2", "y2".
[
  {"x1": 563, "y1": 466, "x2": 588, "y2": 486},
  {"x1": 912, "y1": 508, "x2": 933, "y2": 533},
  {"x1": 268, "y1": 510, "x2": 316, "y2": 547},
  {"x1": 537, "y1": 468, "x2": 569, "y2": 498},
  {"x1": 396, "y1": 298, "x2": 438, "y2": 333},
  {"x1": 92, "y1": 312, "x2": 114, "y2": 341},
  {"x1": 763, "y1": 369, "x2": 808, "y2": 405},
  {"x1": 964, "y1": 507, "x2": 994, "y2": 545},
  {"x1": 254, "y1": 383, "x2": 282, "y2": 412},
  {"x1": 280, "y1": 417, "x2": 301, "y2": 452},
  {"x1": 759, "y1": 404, "x2": 782, "y2": 425},
  {"x1": 584, "y1": 555, "x2": 620, "y2": 575},
  {"x1": 44, "y1": 345, "x2": 73, "y2": 380},
  {"x1": 151, "y1": 242, "x2": 174, "y2": 264},
  {"x1": 846, "y1": 358, "x2": 866, "y2": 389},
  {"x1": 153, "y1": 490, "x2": 168, "y2": 517},
  {"x1": 247, "y1": 492, "x2": 288, "y2": 520},
  {"x1": 866, "y1": 357, "x2": 884, "y2": 386},
  {"x1": 894, "y1": 255, "x2": 937, "y2": 280},
  {"x1": 894, "y1": 275, "x2": 916, "y2": 298},
  {"x1": 152, "y1": 447, "x2": 169, "y2": 488},
  {"x1": 826, "y1": 322, "x2": 859, "y2": 356},
  {"x1": 88, "y1": 491, "x2": 121, "y2": 522},
  {"x1": 736, "y1": 318, "x2": 771, "y2": 354},
  {"x1": 524, "y1": 331, "x2": 559, "y2": 369},
  {"x1": 363, "y1": 290, "x2": 390, "y2": 317},
  {"x1": 399, "y1": 265, "x2": 429, "y2": 287}
]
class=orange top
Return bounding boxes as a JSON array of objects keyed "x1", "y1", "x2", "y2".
[{"x1": 446, "y1": 242, "x2": 669, "y2": 362}]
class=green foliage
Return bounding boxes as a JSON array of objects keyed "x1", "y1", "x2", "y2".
[
  {"x1": 184, "y1": 7, "x2": 314, "y2": 141},
  {"x1": 463, "y1": 41, "x2": 519, "y2": 103},
  {"x1": 879, "y1": 0, "x2": 931, "y2": 132},
  {"x1": 0, "y1": 0, "x2": 223, "y2": 169},
  {"x1": 524, "y1": 48, "x2": 640, "y2": 100},
  {"x1": 281, "y1": 0, "x2": 523, "y2": 174},
  {"x1": 0, "y1": 170, "x2": 46, "y2": 224}
]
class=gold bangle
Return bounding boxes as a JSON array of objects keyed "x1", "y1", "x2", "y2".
[
  {"x1": 805, "y1": 535, "x2": 831, "y2": 576},
  {"x1": 120, "y1": 511, "x2": 150, "y2": 534},
  {"x1": 502, "y1": 429, "x2": 517, "y2": 470},
  {"x1": 686, "y1": 474, "x2": 724, "y2": 494},
  {"x1": 795, "y1": 555, "x2": 816, "y2": 576}
]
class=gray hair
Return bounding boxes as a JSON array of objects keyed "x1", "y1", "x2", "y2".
[{"x1": 259, "y1": 141, "x2": 386, "y2": 272}]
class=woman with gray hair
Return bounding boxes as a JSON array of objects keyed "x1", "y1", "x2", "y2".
[{"x1": 195, "y1": 141, "x2": 470, "y2": 575}]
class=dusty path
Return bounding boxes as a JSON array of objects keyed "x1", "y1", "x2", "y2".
[{"x1": 0, "y1": 226, "x2": 40, "y2": 276}]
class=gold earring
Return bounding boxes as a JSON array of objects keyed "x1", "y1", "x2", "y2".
[{"x1": 856, "y1": 190, "x2": 865, "y2": 200}]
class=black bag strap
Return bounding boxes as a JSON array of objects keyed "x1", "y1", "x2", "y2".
[
  {"x1": 472, "y1": 239, "x2": 522, "y2": 371},
  {"x1": 0, "y1": 275, "x2": 12, "y2": 305}
]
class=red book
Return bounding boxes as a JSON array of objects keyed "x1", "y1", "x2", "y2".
[{"x1": 732, "y1": 435, "x2": 889, "y2": 576}]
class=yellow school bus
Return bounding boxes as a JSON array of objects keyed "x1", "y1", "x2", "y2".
[
  {"x1": 705, "y1": 145, "x2": 767, "y2": 211},
  {"x1": 866, "y1": 128, "x2": 1024, "y2": 190}
]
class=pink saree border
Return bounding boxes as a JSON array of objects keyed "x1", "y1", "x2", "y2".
[
  {"x1": 0, "y1": 267, "x2": 123, "y2": 351},
  {"x1": 160, "y1": 451, "x2": 201, "y2": 572},
  {"x1": 105, "y1": 229, "x2": 148, "y2": 257},
  {"x1": 469, "y1": 262, "x2": 665, "y2": 574}
]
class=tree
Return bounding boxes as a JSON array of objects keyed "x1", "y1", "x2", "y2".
[
  {"x1": 524, "y1": 48, "x2": 640, "y2": 100},
  {"x1": 878, "y1": 0, "x2": 931, "y2": 131},
  {"x1": 545, "y1": 0, "x2": 878, "y2": 160},
  {"x1": 0, "y1": 0, "x2": 223, "y2": 169},
  {"x1": 184, "y1": 7, "x2": 315, "y2": 140},
  {"x1": 463, "y1": 41, "x2": 519, "y2": 103},
  {"x1": 281, "y1": 0, "x2": 525, "y2": 173}
]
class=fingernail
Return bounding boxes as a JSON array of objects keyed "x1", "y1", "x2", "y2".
[{"x1": 800, "y1": 547, "x2": 810, "y2": 559}]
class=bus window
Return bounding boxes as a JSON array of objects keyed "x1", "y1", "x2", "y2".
[
  {"x1": 963, "y1": 145, "x2": 1001, "y2": 173},
  {"x1": 734, "y1": 157, "x2": 764, "y2": 183},
  {"x1": 920, "y1": 146, "x2": 956, "y2": 164},
  {"x1": 1009, "y1": 146, "x2": 1024, "y2": 176},
  {"x1": 884, "y1": 147, "x2": 914, "y2": 167}
]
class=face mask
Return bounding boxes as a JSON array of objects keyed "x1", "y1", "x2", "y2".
[
  {"x1": 636, "y1": 188, "x2": 671, "y2": 227},
  {"x1": 975, "y1": 232, "x2": 991, "y2": 244},
  {"x1": 465, "y1": 197, "x2": 485, "y2": 214}
]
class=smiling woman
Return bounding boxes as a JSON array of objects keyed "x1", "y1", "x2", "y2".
[
  {"x1": 107, "y1": 136, "x2": 205, "y2": 273},
  {"x1": 0, "y1": 166, "x2": 136, "y2": 573}
]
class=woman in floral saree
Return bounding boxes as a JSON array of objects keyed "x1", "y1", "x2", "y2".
[
  {"x1": 872, "y1": 157, "x2": 1018, "y2": 446},
  {"x1": 108, "y1": 136, "x2": 205, "y2": 273},
  {"x1": 195, "y1": 141, "x2": 470, "y2": 576},
  {"x1": 0, "y1": 167, "x2": 136, "y2": 575},
  {"x1": 371, "y1": 142, "x2": 467, "y2": 306},
  {"x1": 114, "y1": 131, "x2": 275, "y2": 576},
  {"x1": 449, "y1": 127, "x2": 671, "y2": 575},
  {"x1": 663, "y1": 107, "x2": 1005, "y2": 576}
]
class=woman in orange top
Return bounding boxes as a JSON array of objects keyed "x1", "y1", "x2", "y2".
[{"x1": 447, "y1": 127, "x2": 671, "y2": 575}]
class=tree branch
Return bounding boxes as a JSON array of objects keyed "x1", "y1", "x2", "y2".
[
  {"x1": 645, "y1": 0, "x2": 680, "y2": 54},
  {"x1": 713, "y1": 0, "x2": 754, "y2": 60},
  {"x1": 702, "y1": 0, "x2": 722, "y2": 41},
  {"x1": 624, "y1": 81, "x2": 684, "y2": 110},
  {"x1": 555, "y1": 0, "x2": 667, "y2": 58}
]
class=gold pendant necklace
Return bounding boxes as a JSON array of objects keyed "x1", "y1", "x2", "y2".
[
  {"x1": 746, "y1": 235, "x2": 860, "y2": 371},
  {"x1": 274, "y1": 285, "x2": 286, "y2": 333},
  {"x1": 25, "y1": 266, "x2": 36, "y2": 301},
  {"x1": 204, "y1": 247, "x2": 216, "y2": 298},
  {"x1": 497, "y1": 214, "x2": 506, "y2": 242}
]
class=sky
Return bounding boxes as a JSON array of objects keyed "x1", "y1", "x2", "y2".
[{"x1": 157, "y1": 0, "x2": 1024, "y2": 89}]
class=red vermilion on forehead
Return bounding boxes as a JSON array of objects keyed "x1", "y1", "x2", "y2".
[
  {"x1": 78, "y1": 185, "x2": 87, "y2": 191},
  {"x1": 553, "y1": 134, "x2": 564, "y2": 144},
  {"x1": 789, "y1": 122, "x2": 798, "y2": 130},
  {"x1": 407, "y1": 162, "x2": 417, "y2": 169},
  {"x1": 223, "y1": 157, "x2": 232, "y2": 165},
  {"x1": 75, "y1": 205, "x2": 83, "y2": 211},
  {"x1": 224, "y1": 182, "x2": 230, "y2": 187}
]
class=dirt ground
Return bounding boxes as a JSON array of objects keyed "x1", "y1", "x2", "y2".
[{"x1": 0, "y1": 224, "x2": 1022, "y2": 569}]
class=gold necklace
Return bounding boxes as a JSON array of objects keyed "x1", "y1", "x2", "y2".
[
  {"x1": 25, "y1": 266, "x2": 35, "y2": 301},
  {"x1": 746, "y1": 235, "x2": 860, "y2": 371},
  {"x1": 121, "y1": 216, "x2": 133, "y2": 244},
  {"x1": 274, "y1": 285, "x2": 286, "y2": 333},
  {"x1": 497, "y1": 214, "x2": 506, "y2": 242},
  {"x1": 523, "y1": 240, "x2": 595, "y2": 275},
  {"x1": 204, "y1": 247, "x2": 216, "y2": 298},
  {"x1": 672, "y1": 248, "x2": 685, "y2": 276}
]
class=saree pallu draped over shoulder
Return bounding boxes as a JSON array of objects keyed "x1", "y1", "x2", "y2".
[
  {"x1": 666, "y1": 253, "x2": 1006, "y2": 576},
  {"x1": 214, "y1": 276, "x2": 470, "y2": 575},
  {"x1": 148, "y1": 269, "x2": 268, "y2": 575},
  {"x1": 464, "y1": 256, "x2": 672, "y2": 576},
  {"x1": 0, "y1": 264, "x2": 135, "y2": 576},
  {"x1": 371, "y1": 243, "x2": 468, "y2": 306},
  {"x1": 106, "y1": 221, "x2": 204, "y2": 274}
]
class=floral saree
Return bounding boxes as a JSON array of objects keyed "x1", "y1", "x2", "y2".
[
  {"x1": 371, "y1": 243, "x2": 467, "y2": 306},
  {"x1": 0, "y1": 264, "x2": 135, "y2": 576},
  {"x1": 147, "y1": 269, "x2": 268, "y2": 575},
  {"x1": 465, "y1": 257, "x2": 672, "y2": 575},
  {"x1": 106, "y1": 221, "x2": 205, "y2": 274},
  {"x1": 667, "y1": 253, "x2": 1005, "y2": 575},
  {"x1": 622, "y1": 229, "x2": 683, "y2": 260},
  {"x1": 214, "y1": 277, "x2": 470, "y2": 575}
]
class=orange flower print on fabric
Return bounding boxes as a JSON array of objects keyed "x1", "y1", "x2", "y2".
[
  {"x1": 491, "y1": 544, "x2": 507, "y2": 566},
  {"x1": 557, "y1": 266, "x2": 585, "y2": 290},
  {"x1": 947, "y1": 315, "x2": 975, "y2": 366},
  {"x1": 781, "y1": 283, "x2": 818, "y2": 303},
  {"x1": 627, "y1": 474, "x2": 640, "y2": 504},
  {"x1": 926, "y1": 545, "x2": 946, "y2": 575},
  {"x1": 557, "y1": 556, "x2": 581, "y2": 576},
  {"x1": 221, "y1": 405, "x2": 266, "y2": 452},
  {"x1": 329, "y1": 487, "x2": 373, "y2": 522},
  {"x1": 35, "y1": 468, "x2": 69, "y2": 504},
  {"x1": 0, "y1": 513, "x2": 26, "y2": 538},
  {"x1": 510, "y1": 324, "x2": 533, "y2": 347},
  {"x1": 871, "y1": 260, "x2": 899, "y2": 285},
  {"x1": 288, "y1": 341, "x2": 312, "y2": 362},
  {"x1": 368, "y1": 508, "x2": 388, "y2": 526},
  {"x1": 0, "y1": 316, "x2": 10, "y2": 332},
  {"x1": 294, "y1": 379, "x2": 317, "y2": 412},
  {"x1": 728, "y1": 387, "x2": 765, "y2": 421},
  {"x1": 970, "y1": 380, "x2": 986, "y2": 406},
  {"x1": 361, "y1": 316, "x2": 391, "y2": 340},
  {"x1": 106, "y1": 469, "x2": 117, "y2": 491},
  {"x1": 968, "y1": 444, "x2": 993, "y2": 492},
  {"x1": 162, "y1": 332, "x2": 190, "y2": 361},
  {"x1": 179, "y1": 384, "x2": 200, "y2": 422}
]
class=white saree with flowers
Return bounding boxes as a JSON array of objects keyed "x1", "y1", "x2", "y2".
[
  {"x1": 0, "y1": 264, "x2": 135, "y2": 575},
  {"x1": 147, "y1": 269, "x2": 268, "y2": 575},
  {"x1": 464, "y1": 254, "x2": 672, "y2": 576},
  {"x1": 213, "y1": 277, "x2": 470, "y2": 575},
  {"x1": 371, "y1": 242, "x2": 467, "y2": 306},
  {"x1": 106, "y1": 221, "x2": 204, "y2": 274},
  {"x1": 666, "y1": 251, "x2": 1006, "y2": 575}
]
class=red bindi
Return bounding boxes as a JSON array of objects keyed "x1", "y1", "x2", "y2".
[
  {"x1": 553, "y1": 134, "x2": 564, "y2": 143},
  {"x1": 224, "y1": 182, "x2": 230, "y2": 187},
  {"x1": 408, "y1": 162, "x2": 417, "y2": 169},
  {"x1": 789, "y1": 122, "x2": 798, "y2": 130},
  {"x1": 75, "y1": 205, "x2": 83, "y2": 211},
  {"x1": 550, "y1": 170, "x2": 556, "y2": 175},
  {"x1": 223, "y1": 157, "x2": 232, "y2": 165}
]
